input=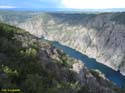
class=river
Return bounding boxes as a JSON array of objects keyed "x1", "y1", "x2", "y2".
[{"x1": 53, "y1": 41, "x2": 125, "y2": 88}]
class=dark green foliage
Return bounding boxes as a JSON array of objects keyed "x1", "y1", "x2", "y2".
[
  {"x1": 0, "y1": 23, "x2": 82, "y2": 93},
  {"x1": 0, "y1": 23, "x2": 121, "y2": 93},
  {"x1": 111, "y1": 12, "x2": 125, "y2": 24},
  {"x1": 90, "y1": 70, "x2": 101, "y2": 80},
  {"x1": 56, "y1": 49, "x2": 75, "y2": 68},
  {"x1": 50, "y1": 13, "x2": 96, "y2": 25},
  {"x1": 113, "y1": 87, "x2": 125, "y2": 93},
  {"x1": 78, "y1": 86, "x2": 90, "y2": 93}
]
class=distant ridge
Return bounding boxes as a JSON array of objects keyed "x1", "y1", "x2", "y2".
[{"x1": 0, "y1": 8, "x2": 125, "y2": 12}]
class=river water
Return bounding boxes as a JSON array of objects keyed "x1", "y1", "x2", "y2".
[{"x1": 53, "y1": 42, "x2": 125, "y2": 88}]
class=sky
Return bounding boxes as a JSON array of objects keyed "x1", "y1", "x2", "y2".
[
  {"x1": 0, "y1": 0, "x2": 125, "y2": 9},
  {"x1": 0, "y1": 0, "x2": 63, "y2": 9}
]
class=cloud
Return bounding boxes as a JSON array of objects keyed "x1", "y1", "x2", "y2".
[
  {"x1": 61, "y1": 0, "x2": 125, "y2": 9},
  {"x1": 0, "y1": 5, "x2": 15, "y2": 8}
]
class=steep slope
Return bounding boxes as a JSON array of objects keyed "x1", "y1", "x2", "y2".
[
  {"x1": 0, "y1": 23, "x2": 121, "y2": 93},
  {"x1": 0, "y1": 11, "x2": 124, "y2": 75}
]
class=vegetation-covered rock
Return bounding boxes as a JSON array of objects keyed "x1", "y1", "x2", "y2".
[
  {"x1": 0, "y1": 23, "x2": 122, "y2": 93},
  {"x1": 1, "y1": 11, "x2": 125, "y2": 75}
]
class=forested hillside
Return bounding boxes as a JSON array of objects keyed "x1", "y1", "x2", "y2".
[{"x1": 0, "y1": 23, "x2": 121, "y2": 93}]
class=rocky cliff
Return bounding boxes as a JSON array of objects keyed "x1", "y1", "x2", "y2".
[
  {"x1": 0, "y1": 23, "x2": 120, "y2": 93},
  {"x1": 0, "y1": 11, "x2": 125, "y2": 76}
]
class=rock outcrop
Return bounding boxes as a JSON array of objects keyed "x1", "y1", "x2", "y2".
[
  {"x1": 0, "y1": 11, "x2": 125, "y2": 75},
  {"x1": 0, "y1": 23, "x2": 119, "y2": 93}
]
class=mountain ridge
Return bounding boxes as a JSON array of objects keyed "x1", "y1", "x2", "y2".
[{"x1": 0, "y1": 11, "x2": 124, "y2": 75}]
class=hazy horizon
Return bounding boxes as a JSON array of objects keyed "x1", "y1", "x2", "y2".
[{"x1": 1, "y1": 8, "x2": 125, "y2": 13}]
